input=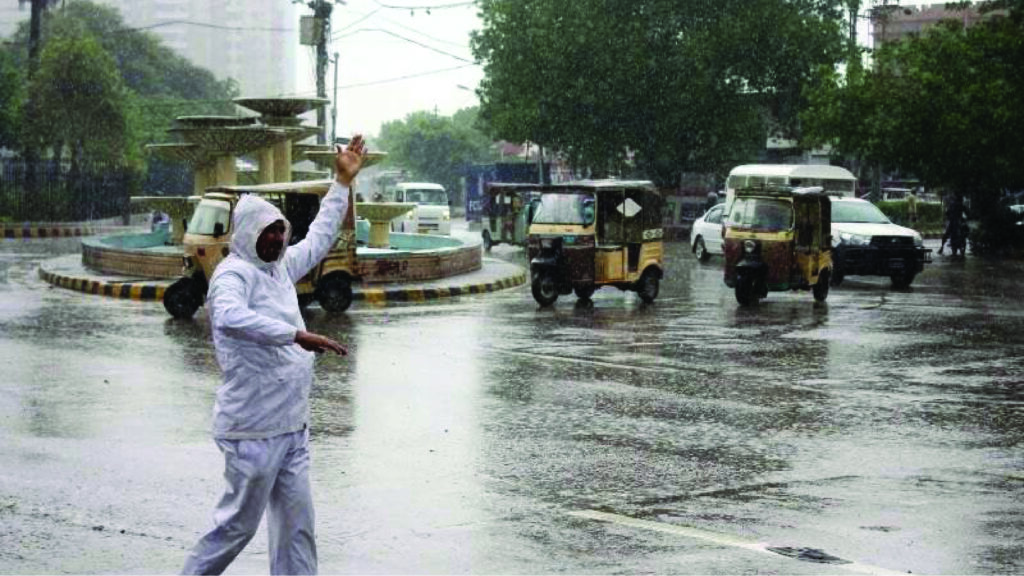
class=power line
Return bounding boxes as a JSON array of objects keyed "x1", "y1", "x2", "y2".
[
  {"x1": 333, "y1": 8, "x2": 468, "y2": 48},
  {"x1": 369, "y1": 0, "x2": 475, "y2": 10},
  {"x1": 120, "y1": 20, "x2": 296, "y2": 33},
  {"x1": 334, "y1": 27, "x2": 474, "y2": 62},
  {"x1": 339, "y1": 63, "x2": 476, "y2": 88}
]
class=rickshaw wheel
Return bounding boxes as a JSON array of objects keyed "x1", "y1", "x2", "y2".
[
  {"x1": 637, "y1": 271, "x2": 659, "y2": 303},
  {"x1": 316, "y1": 273, "x2": 353, "y2": 313},
  {"x1": 813, "y1": 270, "x2": 830, "y2": 302},
  {"x1": 482, "y1": 230, "x2": 493, "y2": 251},
  {"x1": 163, "y1": 277, "x2": 202, "y2": 319},
  {"x1": 694, "y1": 238, "x2": 711, "y2": 262},
  {"x1": 574, "y1": 284, "x2": 595, "y2": 300},
  {"x1": 735, "y1": 275, "x2": 757, "y2": 306},
  {"x1": 531, "y1": 273, "x2": 558, "y2": 307}
]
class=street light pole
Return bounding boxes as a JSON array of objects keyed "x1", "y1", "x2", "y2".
[{"x1": 308, "y1": 0, "x2": 334, "y2": 145}]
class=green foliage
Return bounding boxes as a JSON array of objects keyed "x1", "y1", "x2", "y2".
[
  {"x1": 26, "y1": 32, "x2": 137, "y2": 167},
  {"x1": 876, "y1": 200, "x2": 943, "y2": 233},
  {"x1": 471, "y1": 0, "x2": 846, "y2": 186},
  {"x1": 376, "y1": 107, "x2": 499, "y2": 196},
  {"x1": 803, "y1": 6, "x2": 1024, "y2": 200},
  {"x1": 0, "y1": 50, "x2": 22, "y2": 148}
]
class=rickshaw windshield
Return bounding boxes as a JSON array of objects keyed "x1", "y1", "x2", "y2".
[
  {"x1": 726, "y1": 197, "x2": 793, "y2": 230},
  {"x1": 532, "y1": 193, "x2": 591, "y2": 225},
  {"x1": 188, "y1": 199, "x2": 231, "y2": 235}
]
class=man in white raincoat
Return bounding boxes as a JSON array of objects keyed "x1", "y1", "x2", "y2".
[{"x1": 182, "y1": 136, "x2": 365, "y2": 575}]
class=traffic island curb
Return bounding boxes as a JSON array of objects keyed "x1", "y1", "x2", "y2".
[
  {"x1": 38, "y1": 265, "x2": 168, "y2": 301},
  {"x1": 38, "y1": 255, "x2": 528, "y2": 305}
]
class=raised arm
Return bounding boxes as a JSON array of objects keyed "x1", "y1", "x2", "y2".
[{"x1": 284, "y1": 135, "x2": 366, "y2": 282}]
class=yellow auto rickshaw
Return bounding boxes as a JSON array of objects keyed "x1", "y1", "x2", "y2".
[
  {"x1": 481, "y1": 182, "x2": 542, "y2": 250},
  {"x1": 722, "y1": 185, "x2": 833, "y2": 306},
  {"x1": 527, "y1": 180, "x2": 664, "y2": 306},
  {"x1": 162, "y1": 179, "x2": 359, "y2": 318}
]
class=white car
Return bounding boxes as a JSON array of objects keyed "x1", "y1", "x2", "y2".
[
  {"x1": 690, "y1": 203, "x2": 725, "y2": 262},
  {"x1": 830, "y1": 196, "x2": 930, "y2": 288}
]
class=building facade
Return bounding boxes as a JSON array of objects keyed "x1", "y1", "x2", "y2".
[
  {"x1": 1, "y1": 0, "x2": 299, "y2": 98},
  {"x1": 871, "y1": 3, "x2": 991, "y2": 46}
]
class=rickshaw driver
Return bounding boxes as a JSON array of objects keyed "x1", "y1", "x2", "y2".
[{"x1": 181, "y1": 136, "x2": 366, "y2": 575}]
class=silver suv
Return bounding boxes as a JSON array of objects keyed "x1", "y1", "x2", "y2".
[{"x1": 830, "y1": 197, "x2": 931, "y2": 288}]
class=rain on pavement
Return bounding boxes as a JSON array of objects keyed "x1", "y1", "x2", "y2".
[{"x1": 2, "y1": 235, "x2": 1024, "y2": 574}]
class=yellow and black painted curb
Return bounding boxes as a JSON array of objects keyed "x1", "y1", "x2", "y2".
[
  {"x1": 38, "y1": 267, "x2": 167, "y2": 301},
  {"x1": 39, "y1": 265, "x2": 527, "y2": 305},
  {"x1": 3, "y1": 226, "x2": 104, "y2": 239},
  {"x1": 355, "y1": 270, "x2": 527, "y2": 305}
]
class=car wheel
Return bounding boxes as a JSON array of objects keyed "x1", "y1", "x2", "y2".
[
  {"x1": 694, "y1": 237, "x2": 711, "y2": 262},
  {"x1": 735, "y1": 273, "x2": 757, "y2": 306},
  {"x1": 163, "y1": 277, "x2": 203, "y2": 319},
  {"x1": 637, "y1": 270, "x2": 660, "y2": 303},
  {"x1": 574, "y1": 284, "x2": 595, "y2": 300},
  {"x1": 890, "y1": 270, "x2": 915, "y2": 289},
  {"x1": 531, "y1": 272, "x2": 558, "y2": 307},
  {"x1": 316, "y1": 273, "x2": 353, "y2": 313},
  {"x1": 482, "y1": 230, "x2": 493, "y2": 251},
  {"x1": 813, "y1": 269, "x2": 830, "y2": 302}
]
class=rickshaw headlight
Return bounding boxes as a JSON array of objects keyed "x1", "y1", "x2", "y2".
[
  {"x1": 541, "y1": 238, "x2": 553, "y2": 249},
  {"x1": 743, "y1": 240, "x2": 757, "y2": 254},
  {"x1": 839, "y1": 231, "x2": 871, "y2": 246}
]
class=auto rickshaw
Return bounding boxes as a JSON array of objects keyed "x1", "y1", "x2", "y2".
[
  {"x1": 481, "y1": 182, "x2": 542, "y2": 250},
  {"x1": 527, "y1": 180, "x2": 664, "y2": 306},
  {"x1": 162, "y1": 179, "x2": 359, "y2": 319},
  {"x1": 722, "y1": 185, "x2": 833, "y2": 306}
]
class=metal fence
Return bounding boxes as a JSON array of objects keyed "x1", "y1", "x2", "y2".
[{"x1": 0, "y1": 159, "x2": 150, "y2": 223}]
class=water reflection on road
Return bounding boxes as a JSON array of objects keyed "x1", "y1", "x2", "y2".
[{"x1": 2, "y1": 236, "x2": 1024, "y2": 574}]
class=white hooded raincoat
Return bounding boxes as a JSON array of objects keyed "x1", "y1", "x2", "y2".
[{"x1": 206, "y1": 182, "x2": 349, "y2": 439}]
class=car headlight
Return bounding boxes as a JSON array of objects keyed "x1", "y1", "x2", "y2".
[
  {"x1": 838, "y1": 232, "x2": 871, "y2": 246},
  {"x1": 913, "y1": 234, "x2": 923, "y2": 247},
  {"x1": 443, "y1": 212, "x2": 451, "y2": 221}
]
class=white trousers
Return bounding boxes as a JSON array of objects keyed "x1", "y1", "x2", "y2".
[{"x1": 182, "y1": 427, "x2": 317, "y2": 575}]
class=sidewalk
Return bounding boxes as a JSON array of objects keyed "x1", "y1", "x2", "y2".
[{"x1": 38, "y1": 253, "x2": 526, "y2": 305}]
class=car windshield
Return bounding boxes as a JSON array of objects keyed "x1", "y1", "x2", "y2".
[
  {"x1": 832, "y1": 200, "x2": 890, "y2": 224},
  {"x1": 726, "y1": 197, "x2": 793, "y2": 230},
  {"x1": 532, "y1": 193, "x2": 590, "y2": 225},
  {"x1": 188, "y1": 199, "x2": 231, "y2": 235},
  {"x1": 404, "y1": 189, "x2": 447, "y2": 205}
]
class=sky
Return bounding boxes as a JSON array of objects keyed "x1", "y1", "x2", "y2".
[{"x1": 294, "y1": 0, "x2": 484, "y2": 140}]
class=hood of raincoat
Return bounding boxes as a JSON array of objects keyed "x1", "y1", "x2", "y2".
[{"x1": 229, "y1": 194, "x2": 292, "y2": 271}]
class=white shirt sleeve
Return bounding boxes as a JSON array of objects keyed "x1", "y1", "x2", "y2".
[
  {"x1": 285, "y1": 181, "x2": 350, "y2": 283},
  {"x1": 208, "y1": 270, "x2": 298, "y2": 346}
]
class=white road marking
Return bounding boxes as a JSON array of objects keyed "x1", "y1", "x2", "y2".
[{"x1": 568, "y1": 509, "x2": 906, "y2": 575}]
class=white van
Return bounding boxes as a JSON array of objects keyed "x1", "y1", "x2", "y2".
[
  {"x1": 725, "y1": 164, "x2": 857, "y2": 212},
  {"x1": 389, "y1": 182, "x2": 451, "y2": 235}
]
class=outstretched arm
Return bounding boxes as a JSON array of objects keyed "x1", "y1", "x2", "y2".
[{"x1": 284, "y1": 136, "x2": 366, "y2": 282}]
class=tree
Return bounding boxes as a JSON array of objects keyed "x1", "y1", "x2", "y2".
[
  {"x1": 376, "y1": 108, "x2": 499, "y2": 197},
  {"x1": 0, "y1": 50, "x2": 22, "y2": 149},
  {"x1": 471, "y1": 0, "x2": 846, "y2": 186},
  {"x1": 802, "y1": 4, "x2": 1024, "y2": 201},
  {"x1": 27, "y1": 33, "x2": 135, "y2": 168}
]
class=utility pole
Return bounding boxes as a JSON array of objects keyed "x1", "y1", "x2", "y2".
[
  {"x1": 331, "y1": 51, "x2": 338, "y2": 144},
  {"x1": 307, "y1": 0, "x2": 334, "y2": 145}
]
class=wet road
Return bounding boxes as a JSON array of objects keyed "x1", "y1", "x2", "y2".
[{"x1": 2, "y1": 235, "x2": 1024, "y2": 574}]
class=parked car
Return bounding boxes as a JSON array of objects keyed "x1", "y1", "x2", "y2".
[
  {"x1": 690, "y1": 203, "x2": 725, "y2": 262},
  {"x1": 830, "y1": 196, "x2": 931, "y2": 289}
]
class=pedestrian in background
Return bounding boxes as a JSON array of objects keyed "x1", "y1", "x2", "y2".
[
  {"x1": 181, "y1": 137, "x2": 366, "y2": 575},
  {"x1": 906, "y1": 188, "x2": 919, "y2": 225}
]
